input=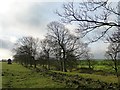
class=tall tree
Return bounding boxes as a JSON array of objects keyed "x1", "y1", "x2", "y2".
[
  {"x1": 47, "y1": 21, "x2": 70, "y2": 72},
  {"x1": 47, "y1": 21, "x2": 88, "y2": 72}
]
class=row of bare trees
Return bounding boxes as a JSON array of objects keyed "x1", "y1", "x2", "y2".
[
  {"x1": 13, "y1": 21, "x2": 92, "y2": 72},
  {"x1": 56, "y1": 0, "x2": 120, "y2": 78},
  {"x1": 13, "y1": 0, "x2": 120, "y2": 77}
]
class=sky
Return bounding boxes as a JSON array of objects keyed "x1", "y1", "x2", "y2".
[{"x1": 0, "y1": 0, "x2": 117, "y2": 60}]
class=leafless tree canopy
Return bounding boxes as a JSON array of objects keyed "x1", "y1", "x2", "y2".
[
  {"x1": 13, "y1": 36, "x2": 39, "y2": 68},
  {"x1": 56, "y1": 0, "x2": 120, "y2": 43},
  {"x1": 106, "y1": 31, "x2": 120, "y2": 77},
  {"x1": 46, "y1": 21, "x2": 90, "y2": 71}
]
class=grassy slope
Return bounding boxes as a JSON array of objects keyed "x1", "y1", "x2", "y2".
[
  {"x1": 2, "y1": 62, "x2": 66, "y2": 88},
  {"x1": 78, "y1": 65, "x2": 116, "y2": 73},
  {"x1": 51, "y1": 70, "x2": 118, "y2": 84},
  {"x1": 2, "y1": 62, "x2": 119, "y2": 88}
]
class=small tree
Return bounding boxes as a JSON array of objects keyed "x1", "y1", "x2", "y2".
[
  {"x1": 79, "y1": 44, "x2": 94, "y2": 69},
  {"x1": 84, "y1": 52, "x2": 94, "y2": 69},
  {"x1": 106, "y1": 31, "x2": 120, "y2": 78}
]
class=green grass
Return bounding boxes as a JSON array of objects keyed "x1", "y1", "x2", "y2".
[
  {"x1": 78, "y1": 64, "x2": 118, "y2": 74},
  {"x1": 51, "y1": 70, "x2": 118, "y2": 84},
  {"x1": 2, "y1": 62, "x2": 66, "y2": 88},
  {"x1": 2, "y1": 61, "x2": 119, "y2": 88}
]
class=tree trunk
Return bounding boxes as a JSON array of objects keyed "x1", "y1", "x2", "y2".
[
  {"x1": 62, "y1": 59, "x2": 65, "y2": 72},
  {"x1": 88, "y1": 59, "x2": 91, "y2": 69},
  {"x1": 47, "y1": 53, "x2": 50, "y2": 70},
  {"x1": 62, "y1": 51, "x2": 67, "y2": 72},
  {"x1": 47, "y1": 60, "x2": 50, "y2": 70},
  {"x1": 43, "y1": 63, "x2": 44, "y2": 68},
  {"x1": 60, "y1": 59, "x2": 63, "y2": 71},
  {"x1": 30, "y1": 58, "x2": 32, "y2": 67},
  {"x1": 34, "y1": 60, "x2": 36, "y2": 68},
  {"x1": 114, "y1": 59, "x2": 118, "y2": 77}
]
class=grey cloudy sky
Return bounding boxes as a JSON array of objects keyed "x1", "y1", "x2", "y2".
[{"x1": 0, "y1": 0, "x2": 116, "y2": 60}]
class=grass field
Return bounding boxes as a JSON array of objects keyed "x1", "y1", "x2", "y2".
[
  {"x1": 2, "y1": 62, "x2": 66, "y2": 88},
  {"x1": 52, "y1": 70, "x2": 118, "y2": 84},
  {"x1": 2, "y1": 61, "x2": 119, "y2": 88}
]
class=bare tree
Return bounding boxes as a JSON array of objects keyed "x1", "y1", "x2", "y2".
[
  {"x1": 47, "y1": 21, "x2": 88, "y2": 72},
  {"x1": 46, "y1": 35, "x2": 63, "y2": 71},
  {"x1": 83, "y1": 48, "x2": 94, "y2": 69},
  {"x1": 56, "y1": 0, "x2": 120, "y2": 43},
  {"x1": 40, "y1": 37, "x2": 53, "y2": 70},
  {"x1": 13, "y1": 36, "x2": 39, "y2": 68},
  {"x1": 47, "y1": 21, "x2": 70, "y2": 72},
  {"x1": 106, "y1": 31, "x2": 120, "y2": 78}
]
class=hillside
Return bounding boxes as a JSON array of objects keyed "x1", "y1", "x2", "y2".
[{"x1": 2, "y1": 62, "x2": 66, "y2": 88}]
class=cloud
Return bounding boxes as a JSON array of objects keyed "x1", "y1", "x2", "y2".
[
  {"x1": 0, "y1": 1, "x2": 110, "y2": 59},
  {"x1": 0, "y1": 39, "x2": 9, "y2": 49},
  {"x1": 0, "y1": 48, "x2": 13, "y2": 60},
  {"x1": 0, "y1": 2, "x2": 48, "y2": 39},
  {"x1": 0, "y1": 2, "x2": 61, "y2": 59},
  {"x1": 0, "y1": 39, "x2": 14, "y2": 50},
  {"x1": 89, "y1": 41, "x2": 109, "y2": 59},
  {"x1": 0, "y1": 2, "x2": 62, "y2": 39},
  {"x1": 0, "y1": 38, "x2": 14, "y2": 59},
  {"x1": 17, "y1": 4, "x2": 43, "y2": 27}
]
